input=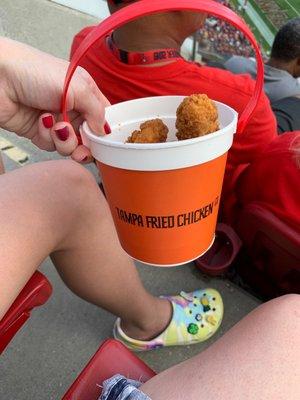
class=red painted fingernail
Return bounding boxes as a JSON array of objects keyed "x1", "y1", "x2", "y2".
[
  {"x1": 104, "y1": 121, "x2": 111, "y2": 134},
  {"x1": 42, "y1": 115, "x2": 54, "y2": 129},
  {"x1": 55, "y1": 126, "x2": 69, "y2": 141}
]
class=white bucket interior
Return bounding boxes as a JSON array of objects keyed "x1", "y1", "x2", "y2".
[{"x1": 103, "y1": 96, "x2": 237, "y2": 145}]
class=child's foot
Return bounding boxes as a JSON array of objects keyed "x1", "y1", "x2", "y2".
[{"x1": 113, "y1": 288, "x2": 223, "y2": 351}]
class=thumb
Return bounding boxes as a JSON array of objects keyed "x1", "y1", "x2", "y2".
[{"x1": 69, "y1": 67, "x2": 110, "y2": 135}]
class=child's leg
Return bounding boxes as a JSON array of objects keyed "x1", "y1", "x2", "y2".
[
  {"x1": 141, "y1": 294, "x2": 300, "y2": 399},
  {"x1": 0, "y1": 160, "x2": 171, "y2": 340},
  {"x1": 0, "y1": 152, "x2": 4, "y2": 174}
]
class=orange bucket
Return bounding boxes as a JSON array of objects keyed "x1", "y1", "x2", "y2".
[
  {"x1": 80, "y1": 96, "x2": 237, "y2": 265},
  {"x1": 62, "y1": 0, "x2": 264, "y2": 266}
]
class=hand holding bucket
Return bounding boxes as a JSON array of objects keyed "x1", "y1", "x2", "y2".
[{"x1": 61, "y1": 0, "x2": 264, "y2": 266}]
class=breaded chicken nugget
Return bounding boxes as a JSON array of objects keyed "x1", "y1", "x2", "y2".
[
  {"x1": 176, "y1": 94, "x2": 219, "y2": 140},
  {"x1": 127, "y1": 118, "x2": 168, "y2": 143}
]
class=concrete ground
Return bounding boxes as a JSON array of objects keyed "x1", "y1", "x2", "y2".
[{"x1": 0, "y1": 1, "x2": 260, "y2": 399}]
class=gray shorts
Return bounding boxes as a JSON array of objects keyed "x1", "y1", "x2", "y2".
[{"x1": 99, "y1": 374, "x2": 151, "y2": 400}]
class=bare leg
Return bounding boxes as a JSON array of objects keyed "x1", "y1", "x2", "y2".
[
  {"x1": 141, "y1": 294, "x2": 300, "y2": 400},
  {"x1": 0, "y1": 160, "x2": 171, "y2": 339},
  {"x1": 0, "y1": 152, "x2": 4, "y2": 174}
]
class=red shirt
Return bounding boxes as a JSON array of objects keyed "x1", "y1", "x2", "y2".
[
  {"x1": 237, "y1": 132, "x2": 300, "y2": 233},
  {"x1": 71, "y1": 27, "x2": 277, "y2": 221}
]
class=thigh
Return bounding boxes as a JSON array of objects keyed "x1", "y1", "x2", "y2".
[
  {"x1": 141, "y1": 295, "x2": 300, "y2": 400},
  {"x1": 0, "y1": 159, "x2": 90, "y2": 318}
]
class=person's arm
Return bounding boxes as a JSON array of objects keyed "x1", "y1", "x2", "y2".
[
  {"x1": 0, "y1": 37, "x2": 109, "y2": 161},
  {"x1": 224, "y1": 55, "x2": 252, "y2": 75}
]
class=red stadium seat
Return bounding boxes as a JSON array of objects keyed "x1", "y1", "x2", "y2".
[
  {"x1": 194, "y1": 223, "x2": 242, "y2": 276},
  {"x1": 0, "y1": 271, "x2": 52, "y2": 354},
  {"x1": 235, "y1": 203, "x2": 300, "y2": 298},
  {"x1": 63, "y1": 339, "x2": 156, "y2": 400}
]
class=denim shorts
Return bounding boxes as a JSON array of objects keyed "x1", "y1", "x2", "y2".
[{"x1": 99, "y1": 374, "x2": 151, "y2": 400}]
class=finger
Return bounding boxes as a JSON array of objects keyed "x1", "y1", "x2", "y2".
[
  {"x1": 70, "y1": 145, "x2": 93, "y2": 163},
  {"x1": 37, "y1": 113, "x2": 56, "y2": 151},
  {"x1": 51, "y1": 121, "x2": 78, "y2": 156},
  {"x1": 104, "y1": 121, "x2": 111, "y2": 134},
  {"x1": 24, "y1": 112, "x2": 57, "y2": 152},
  {"x1": 68, "y1": 112, "x2": 84, "y2": 134},
  {"x1": 48, "y1": 110, "x2": 84, "y2": 138}
]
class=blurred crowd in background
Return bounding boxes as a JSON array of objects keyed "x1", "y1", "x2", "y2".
[{"x1": 197, "y1": 0, "x2": 256, "y2": 58}]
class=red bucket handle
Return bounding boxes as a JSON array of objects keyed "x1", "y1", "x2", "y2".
[{"x1": 62, "y1": 0, "x2": 264, "y2": 133}]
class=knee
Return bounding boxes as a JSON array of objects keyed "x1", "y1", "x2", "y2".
[
  {"x1": 273, "y1": 294, "x2": 300, "y2": 318},
  {"x1": 57, "y1": 159, "x2": 95, "y2": 187},
  {"x1": 51, "y1": 160, "x2": 110, "y2": 220},
  {"x1": 35, "y1": 159, "x2": 101, "y2": 204},
  {"x1": 266, "y1": 294, "x2": 300, "y2": 314},
  {"x1": 44, "y1": 159, "x2": 97, "y2": 191},
  {"x1": 262, "y1": 294, "x2": 300, "y2": 334}
]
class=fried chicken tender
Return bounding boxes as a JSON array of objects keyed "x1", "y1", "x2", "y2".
[
  {"x1": 176, "y1": 94, "x2": 219, "y2": 140},
  {"x1": 127, "y1": 119, "x2": 168, "y2": 143}
]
